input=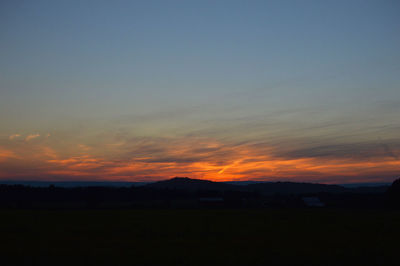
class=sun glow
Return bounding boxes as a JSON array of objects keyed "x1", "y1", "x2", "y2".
[{"x1": 1, "y1": 135, "x2": 398, "y2": 184}]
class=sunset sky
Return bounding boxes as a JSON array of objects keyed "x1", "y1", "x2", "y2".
[{"x1": 1, "y1": 0, "x2": 399, "y2": 183}]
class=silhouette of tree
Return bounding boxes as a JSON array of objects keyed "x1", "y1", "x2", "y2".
[{"x1": 386, "y1": 178, "x2": 400, "y2": 208}]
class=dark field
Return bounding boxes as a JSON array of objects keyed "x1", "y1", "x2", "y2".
[{"x1": 0, "y1": 209, "x2": 399, "y2": 266}]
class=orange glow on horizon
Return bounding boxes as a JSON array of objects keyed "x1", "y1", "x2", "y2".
[{"x1": 0, "y1": 136, "x2": 399, "y2": 184}]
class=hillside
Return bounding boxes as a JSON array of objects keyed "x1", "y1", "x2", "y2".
[
  {"x1": 146, "y1": 177, "x2": 388, "y2": 195},
  {"x1": 145, "y1": 177, "x2": 237, "y2": 191}
]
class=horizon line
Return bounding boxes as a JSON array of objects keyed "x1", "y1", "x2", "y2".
[{"x1": 0, "y1": 178, "x2": 393, "y2": 187}]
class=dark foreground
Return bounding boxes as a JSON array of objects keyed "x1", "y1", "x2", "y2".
[{"x1": 0, "y1": 209, "x2": 399, "y2": 266}]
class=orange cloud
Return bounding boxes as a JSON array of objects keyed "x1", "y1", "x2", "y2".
[
  {"x1": 0, "y1": 147, "x2": 18, "y2": 162},
  {"x1": 0, "y1": 135, "x2": 399, "y2": 183},
  {"x1": 9, "y1": 134, "x2": 21, "y2": 140}
]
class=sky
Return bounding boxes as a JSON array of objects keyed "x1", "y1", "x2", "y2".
[{"x1": 0, "y1": 0, "x2": 399, "y2": 183}]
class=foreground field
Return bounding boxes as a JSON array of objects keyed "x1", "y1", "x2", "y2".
[{"x1": 0, "y1": 209, "x2": 398, "y2": 265}]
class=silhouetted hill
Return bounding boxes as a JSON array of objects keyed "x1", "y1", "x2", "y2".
[
  {"x1": 246, "y1": 182, "x2": 348, "y2": 195},
  {"x1": 350, "y1": 186, "x2": 389, "y2": 194},
  {"x1": 146, "y1": 177, "x2": 387, "y2": 195},
  {"x1": 387, "y1": 178, "x2": 400, "y2": 193},
  {"x1": 0, "y1": 177, "x2": 391, "y2": 209},
  {"x1": 0, "y1": 179, "x2": 389, "y2": 194},
  {"x1": 386, "y1": 178, "x2": 400, "y2": 208},
  {"x1": 146, "y1": 177, "x2": 237, "y2": 191}
]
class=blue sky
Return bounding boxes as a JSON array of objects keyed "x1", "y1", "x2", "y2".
[{"x1": 0, "y1": 0, "x2": 399, "y2": 183}]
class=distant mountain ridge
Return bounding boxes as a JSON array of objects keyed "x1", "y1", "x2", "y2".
[
  {"x1": 0, "y1": 177, "x2": 389, "y2": 194},
  {"x1": 145, "y1": 177, "x2": 389, "y2": 195},
  {"x1": 146, "y1": 177, "x2": 236, "y2": 191},
  {"x1": 246, "y1": 181, "x2": 347, "y2": 195}
]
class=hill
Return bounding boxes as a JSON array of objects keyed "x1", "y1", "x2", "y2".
[
  {"x1": 246, "y1": 181, "x2": 348, "y2": 195},
  {"x1": 146, "y1": 177, "x2": 388, "y2": 195},
  {"x1": 145, "y1": 177, "x2": 237, "y2": 191}
]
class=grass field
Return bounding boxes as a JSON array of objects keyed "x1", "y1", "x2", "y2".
[{"x1": 0, "y1": 209, "x2": 398, "y2": 265}]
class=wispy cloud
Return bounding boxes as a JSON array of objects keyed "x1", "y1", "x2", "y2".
[
  {"x1": 0, "y1": 147, "x2": 18, "y2": 162},
  {"x1": 276, "y1": 141, "x2": 400, "y2": 161},
  {"x1": 25, "y1": 134, "x2": 40, "y2": 142},
  {"x1": 9, "y1": 134, "x2": 21, "y2": 140},
  {"x1": 1, "y1": 120, "x2": 399, "y2": 183}
]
